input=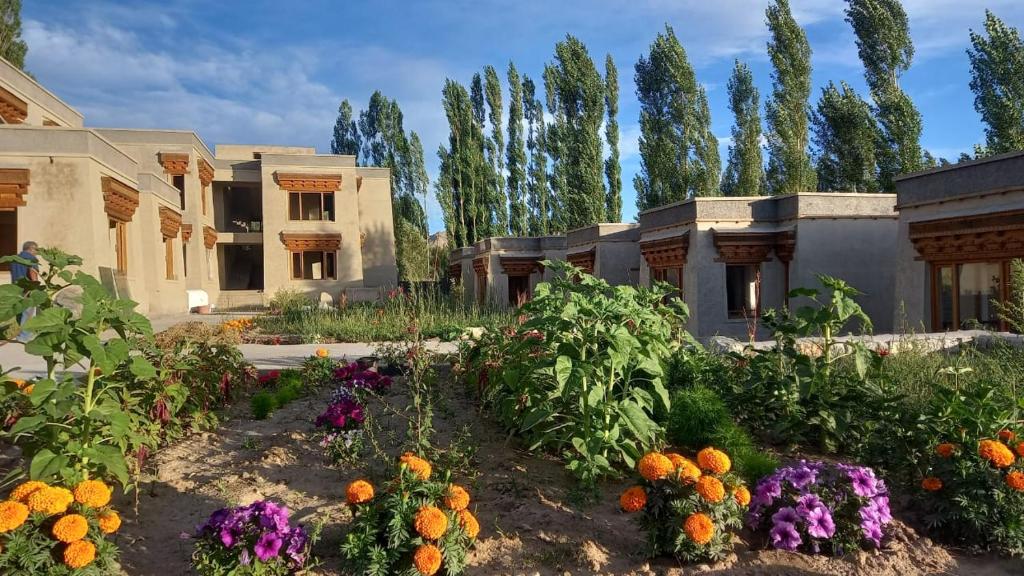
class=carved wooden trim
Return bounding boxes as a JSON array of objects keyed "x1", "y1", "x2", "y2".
[
  {"x1": 640, "y1": 232, "x2": 689, "y2": 269},
  {"x1": 0, "y1": 168, "x2": 29, "y2": 209},
  {"x1": 274, "y1": 172, "x2": 342, "y2": 192},
  {"x1": 0, "y1": 86, "x2": 27, "y2": 124},
  {"x1": 101, "y1": 176, "x2": 140, "y2": 223},
  {"x1": 197, "y1": 158, "x2": 214, "y2": 187},
  {"x1": 499, "y1": 256, "x2": 542, "y2": 277},
  {"x1": 159, "y1": 206, "x2": 183, "y2": 239},
  {"x1": 181, "y1": 223, "x2": 193, "y2": 242},
  {"x1": 356, "y1": 175, "x2": 363, "y2": 192},
  {"x1": 203, "y1": 225, "x2": 217, "y2": 249},
  {"x1": 158, "y1": 152, "x2": 190, "y2": 175},
  {"x1": 280, "y1": 232, "x2": 342, "y2": 251},
  {"x1": 448, "y1": 261, "x2": 462, "y2": 280},
  {"x1": 712, "y1": 230, "x2": 795, "y2": 264},
  {"x1": 909, "y1": 209, "x2": 1024, "y2": 263},
  {"x1": 566, "y1": 248, "x2": 596, "y2": 274},
  {"x1": 775, "y1": 230, "x2": 797, "y2": 263},
  {"x1": 472, "y1": 257, "x2": 488, "y2": 276}
]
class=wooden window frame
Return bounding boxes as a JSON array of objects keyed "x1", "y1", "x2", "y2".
[
  {"x1": 288, "y1": 191, "x2": 335, "y2": 222},
  {"x1": 651, "y1": 265, "x2": 684, "y2": 301},
  {"x1": 289, "y1": 250, "x2": 337, "y2": 280},
  {"x1": 110, "y1": 219, "x2": 128, "y2": 273},
  {"x1": 726, "y1": 263, "x2": 761, "y2": 320},
  {"x1": 164, "y1": 238, "x2": 175, "y2": 280},
  {"x1": 930, "y1": 260, "x2": 1009, "y2": 332}
]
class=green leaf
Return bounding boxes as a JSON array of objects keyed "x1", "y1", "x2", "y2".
[
  {"x1": 130, "y1": 356, "x2": 157, "y2": 379},
  {"x1": 520, "y1": 408, "x2": 554, "y2": 432},
  {"x1": 617, "y1": 400, "x2": 656, "y2": 443},
  {"x1": 571, "y1": 437, "x2": 589, "y2": 457},
  {"x1": 29, "y1": 449, "x2": 68, "y2": 480},
  {"x1": 85, "y1": 445, "x2": 129, "y2": 486},
  {"x1": 9, "y1": 414, "x2": 46, "y2": 435},
  {"x1": 554, "y1": 355, "x2": 572, "y2": 387},
  {"x1": 23, "y1": 307, "x2": 71, "y2": 333}
]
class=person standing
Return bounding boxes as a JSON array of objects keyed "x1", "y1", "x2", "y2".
[{"x1": 9, "y1": 241, "x2": 39, "y2": 343}]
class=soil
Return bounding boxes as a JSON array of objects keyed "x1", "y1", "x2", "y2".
[{"x1": 116, "y1": 368, "x2": 1024, "y2": 576}]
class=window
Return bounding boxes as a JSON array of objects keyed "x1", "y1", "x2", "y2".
[
  {"x1": 652, "y1": 266, "x2": 683, "y2": 300},
  {"x1": 206, "y1": 248, "x2": 213, "y2": 281},
  {"x1": 164, "y1": 238, "x2": 175, "y2": 280},
  {"x1": 0, "y1": 210, "x2": 15, "y2": 272},
  {"x1": 201, "y1": 186, "x2": 207, "y2": 215},
  {"x1": 726, "y1": 264, "x2": 760, "y2": 320},
  {"x1": 290, "y1": 251, "x2": 337, "y2": 280},
  {"x1": 476, "y1": 272, "x2": 487, "y2": 306},
  {"x1": 172, "y1": 174, "x2": 185, "y2": 210},
  {"x1": 508, "y1": 275, "x2": 530, "y2": 306},
  {"x1": 288, "y1": 192, "x2": 335, "y2": 221},
  {"x1": 932, "y1": 262, "x2": 1005, "y2": 331},
  {"x1": 182, "y1": 244, "x2": 188, "y2": 277},
  {"x1": 109, "y1": 219, "x2": 128, "y2": 273}
]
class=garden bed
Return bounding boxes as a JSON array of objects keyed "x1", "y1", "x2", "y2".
[{"x1": 114, "y1": 366, "x2": 1020, "y2": 575}]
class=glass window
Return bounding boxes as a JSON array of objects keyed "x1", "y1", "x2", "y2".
[
  {"x1": 958, "y1": 262, "x2": 1001, "y2": 329},
  {"x1": 726, "y1": 264, "x2": 759, "y2": 320},
  {"x1": 288, "y1": 193, "x2": 301, "y2": 220},
  {"x1": 937, "y1": 265, "x2": 954, "y2": 330},
  {"x1": 290, "y1": 251, "x2": 337, "y2": 280},
  {"x1": 288, "y1": 192, "x2": 335, "y2": 221}
]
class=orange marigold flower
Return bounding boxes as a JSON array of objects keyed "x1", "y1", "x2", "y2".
[
  {"x1": 936, "y1": 443, "x2": 956, "y2": 458},
  {"x1": 73, "y1": 480, "x2": 112, "y2": 508},
  {"x1": 315, "y1": 348, "x2": 329, "y2": 358},
  {"x1": 638, "y1": 452, "x2": 674, "y2": 481},
  {"x1": 696, "y1": 447, "x2": 731, "y2": 475},
  {"x1": 414, "y1": 506, "x2": 449, "y2": 540},
  {"x1": 444, "y1": 484, "x2": 470, "y2": 511},
  {"x1": 27, "y1": 486, "x2": 73, "y2": 516},
  {"x1": 664, "y1": 453, "x2": 688, "y2": 468},
  {"x1": 10, "y1": 480, "x2": 48, "y2": 503},
  {"x1": 52, "y1": 514, "x2": 89, "y2": 543},
  {"x1": 683, "y1": 512, "x2": 715, "y2": 545},
  {"x1": 413, "y1": 543, "x2": 443, "y2": 576},
  {"x1": 22, "y1": 385, "x2": 33, "y2": 394},
  {"x1": 1016, "y1": 441, "x2": 1024, "y2": 459},
  {"x1": 696, "y1": 476, "x2": 726, "y2": 503},
  {"x1": 733, "y1": 485, "x2": 751, "y2": 507},
  {"x1": 98, "y1": 511, "x2": 121, "y2": 534},
  {"x1": 921, "y1": 477, "x2": 943, "y2": 492},
  {"x1": 979, "y1": 439, "x2": 1015, "y2": 468},
  {"x1": 345, "y1": 480, "x2": 374, "y2": 505},
  {"x1": 619, "y1": 486, "x2": 647, "y2": 513},
  {"x1": 399, "y1": 453, "x2": 432, "y2": 481},
  {"x1": 1006, "y1": 471, "x2": 1024, "y2": 492},
  {"x1": 458, "y1": 509, "x2": 480, "y2": 539},
  {"x1": 676, "y1": 460, "x2": 702, "y2": 483},
  {"x1": 0, "y1": 500, "x2": 29, "y2": 532},
  {"x1": 998, "y1": 430, "x2": 1016, "y2": 442},
  {"x1": 63, "y1": 540, "x2": 96, "y2": 569}
]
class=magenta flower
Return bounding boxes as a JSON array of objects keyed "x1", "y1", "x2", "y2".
[{"x1": 254, "y1": 532, "x2": 283, "y2": 561}]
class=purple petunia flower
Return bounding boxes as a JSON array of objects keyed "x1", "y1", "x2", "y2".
[
  {"x1": 772, "y1": 506, "x2": 800, "y2": 526},
  {"x1": 847, "y1": 466, "x2": 880, "y2": 498},
  {"x1": 786, "y1": 464, "x2": 818, "y2": 490},
  {"x1": 770, "y1": 521, "x2": 802, "y2": 551},
  {"x1": 255, "y1": 532, "x2": 283, "y2": 561},
  {"x1": 805, "y1": 506, "x2": 836, "y2": 539}
]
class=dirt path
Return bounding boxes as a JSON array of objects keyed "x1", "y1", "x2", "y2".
[{"x1": 116, "y1": 371, "x2": 1024, "y2": 576}]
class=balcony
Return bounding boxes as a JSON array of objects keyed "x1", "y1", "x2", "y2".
[{"x1": 214, "y1": 183, "x2": 263, "y2": 234}]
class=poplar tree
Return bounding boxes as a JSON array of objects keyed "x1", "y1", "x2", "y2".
[
  {"x1": 330, "y1": 99, "x2": 361, "y2": 159},
  {"x1": 765, "y1": 0, "x2": 817, "y2": 195},
  {"x1": 506, "y1": 62, "x2": 529, "y2": 236},
  {"x1": 523, "y1": 76, "x2": 550, "y2": 236},
  {"x1": 722, "y1": 60, "x2": 764, "y2": 196},
  {"x1": 811, "y1": 82, "x2": 879, "y2": 193},
  {"x1": 469, "y1": 73, "x2": 496, "y2": 236},
  {"x1": 0, "y1": 0, "x2": 27, "y2": 71},
  {"x1": 484, "y1": 65, "x2": 508, "y2": 234},
  {"x1": 405, "y1": 132, "x2": 430, "y2": 234},
  {"x1": 968, "y1": 11, "x2": 1024, "y2": 155},
  {"x1": 544, "y1": 35, "x2": 606, "y2": 230},
  {"x1": 845, "y1": 0, "x2": 922, "y2": 191},
  {"x1": 604, "y1": 54, "x2": 622, "y2": 221},
  {"x1": 692, "y1": 86, "x2": 721, "y2": 196},
  {"x1": 438, "y1": 79, "x2": 487, "y2": 247},
  {"x1": 543, "y1": 65, "x2": 566, "y2": 231}
]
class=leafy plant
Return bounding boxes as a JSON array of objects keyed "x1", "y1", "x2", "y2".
[
  {"x1": 192, "y1": 500, "x2": 317, "y2": 575},
  {"x1": 994, "y1": 259, "x2": 1024, "y2": 333}
]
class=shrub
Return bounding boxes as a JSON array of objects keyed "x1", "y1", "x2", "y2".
[
  {"x1": 250, "y1": 370, "x2": 303, "y2": 420},
  {"x1": 192, "y1": 500, "x2": 315, "y2": 575},
  {"x1": 0, "y1": 479, "x2": 121, "y2": 574},
  {"x1": 917, "y1": 431, "x2": 1024, "y2": 555},
  {"x1": 269, "y1": 289, "x2": 311, "y2": 315},
  {"x1": 620, "y1": 449, "x2": 748, "y2": 562},
  {"x1": 748, "y1": 461, "x2": 892, "y2": 555},
  {"x1": 341, "y1": 454, "x2": 478, "y2": 575},
  {"x1": 250, "y1": 392, "x2": 277, "y2": 421},
  {"x1": 301, "y1": 353, "x2": 339, "y2": 389}
]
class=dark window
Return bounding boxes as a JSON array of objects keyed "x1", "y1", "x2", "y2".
[
  {"x1": 0, "y1": 210, "x2": 16, "y2": 272},
  {"x1": 508, "y1": 275, "x2": 530, "y2": 306},
  {"x1": 182, "y1": 244, "x2": 188, "y2": 277},
  {"x1": 172, "y1": 174, "x2": 186, "y2": 210},
  {"x1": 288, "y1": 192, "x2": 335, "y2": 221},
  {"x1": 726, "y1": 264, "x2": 759, "y2": 320},
  {"x1": 652, "y1": 266, "x2": 683, "y2": 300},
  {"x1": 932, "y1": 261, "x2": 1006, "y2": 331}
]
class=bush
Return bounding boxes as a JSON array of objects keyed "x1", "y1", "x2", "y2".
[
  {"x1": 301, "y1": 351, "x2": 339, "y2": 388},
  {"x1": 341, "y1": 454, "x2": 479, "y2": 575},
  {"x1": 269, "y1": 289, "x2": 311, "y2": 315},
  {"x1": 192, "y1": 500, "x2": 315, "y2": 575},
  {"x1": 619, "y1": 448, "x2": 748, "y2": 562},
  {"x1": 250, "y1": 370, "x2": 303, "y2": 420}
]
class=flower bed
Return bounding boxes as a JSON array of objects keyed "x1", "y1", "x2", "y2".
[{"x1": 192, "y1": 500, "x2": 314, "y2": 575}]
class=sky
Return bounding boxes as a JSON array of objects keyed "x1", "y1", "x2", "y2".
[{"x1": 21, "y1": 1, "x2": 1024, "y2": 234}]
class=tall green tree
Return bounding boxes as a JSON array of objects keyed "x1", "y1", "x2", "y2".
[
  {"x1": 484, "y1": 65, "x2": 508, "y2": 234},
  {"x1": 692, "y1": 86, "x2": 721, "y2": 196},
  {"x1": 404, "y1": 132, "x2": 430, "y2": 234},
  {"x1": 543, "y1": 65, "x2": 566, "y2": 231},
  {"x1": 604, "y1": 54, "x2": 622, "y2": 221},
  {"x1": 359, "y1": 91, "x2": 408, "y2": 191},
  {"x1": 437, "y1": 79, "x2": 489, "y2": 247},
  {"x1": 523, "y1": 75, "x2": 550, "y2": 236},
  {"x1": 845, "y1": 0, "x2": 922, "y2": 191},
  {"x1": 634, "y1": 25, "x2": 713, "y2": 209},
  {"x1": 811, "y1": 82, "x2": 879, "y2": 193},
  {"x1": 722, "y1": 60, "x2": 764, "y2": 196},
  {"x1": 765, "y1": 0, "x2": 817, "y2": 195},
  {"x1": 0, "y1": 0, "x2": 28, "y2": 71},
  {"x1": 506, "y1": 62, "x2": 528, "y2": 236},
  {"x1": 330, "y1": 99, "x2": 361, "y2": 159},
  {"x1": 968, "y1": 10, "x2": 1024, "y2": 155},
  {"x1": 544, "y1": 35, "x2": 606, "y2": 230}
]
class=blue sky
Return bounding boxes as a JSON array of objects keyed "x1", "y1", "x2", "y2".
[{"x1": 21, "y1": 1, "x2": 1024, "y2": 233}]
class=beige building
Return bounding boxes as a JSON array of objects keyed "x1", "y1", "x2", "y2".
[
  {"x1": 450, "y1": 236, "x2": 566, "y2": 306},
  {"x1": 0, "y1": 57, "x2": 397, "y2": 315}
]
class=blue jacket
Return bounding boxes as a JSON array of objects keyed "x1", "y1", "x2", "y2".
[{"x1": 9, "y1": 250, "x2": 38, "y2": 283}]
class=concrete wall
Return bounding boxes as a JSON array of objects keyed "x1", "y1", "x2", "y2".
[{"x1": 0, "y1": 58, "x2": 83, "y2": 127}]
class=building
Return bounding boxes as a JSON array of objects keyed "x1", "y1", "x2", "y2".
[
  {"x1": 450, "y1": 236, "x2": 566, "y2": 306},
  {"x1": 0, "y1": 57, "x2": 397, "y2": 315},
  {"x1": 565, "y1": 223, "x2": 641, "y2": 286},
  {"x1": 893, "y1": 152, "x2": 1024, "y2": 333}
]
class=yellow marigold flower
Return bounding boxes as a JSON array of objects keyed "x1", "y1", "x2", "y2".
[
  {"x1": 63, "y1": 540, "x2": 96, "y2": 569},
  {"x1": 414, "y1": 506, "x2": 449, "y2": 540},
  {"x1": 936, "y1": 443, "x2": 956, "y2": 458},
  {"x1": 98, "y1": 511, "x2": 121, "y2": 534},
  {"x1": 0, "y1": 500, "x2": 29, "y2": 533},
  {"x1": 979, "y1": 439, "x2": 1015, "y2": 468},
  {"x1": 399, "y1": 453, "x2": 432, "y2": 481},
  {"x1": 619, "y1": 486, "x2": 647, "y2": 513},
  {"x1": 52, "y1": 514, "x2": 89, "y2": 543},
  {"x1": 733, "y1": 485, "x2": 751, "y2": 507},
  {"x1": 345, "y1": 480, "x2": 374, "y2": 505},
  {"x1": 921, "y1": 477, "x2": 943, "y2": 492},
  {"x1": 10, "y1": 480, "x2": 48, "y2": 503},
  {"x1": 315, "y1": 348, "x2": 329, "y2": 358},
  {"x1": 73, "y1": 480, "x2": 112, "y2": 508},
  {"x1": 638, "y1": 452, "x2": 674, "y2": 481},
  {"x1": 998, "y1": 430, "x2": 1016, "y2": 442},
  {"x1": 696, "y1": 447, "x2": 731, "y2": 475},
  {"x1": 413, "y1": 543, "x2": 443, "y2": 576},
  {"x1": 458, "y1": 509, "x2": 480, "y2": 539},
  {"x1": 683, "y1": 512, "x2": 715, "y2": 545},
  {"x1": 444, "y1": 484, "x2": 470, "y2": 511},
  {"x1": 1006, "y1": 471, "x2": 1024, "y2": 492},
  {"x1": 27, "y1": 486, "x2": 74, "y2": 516},
  {"x1": 696, "y1": 476, "x2": 726, "y2": 503}
]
